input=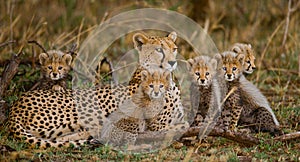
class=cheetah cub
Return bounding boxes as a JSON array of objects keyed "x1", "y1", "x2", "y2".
[
  {"x1": 215, "y1": 51, "x2": 247, "y2": 131},
  {"x1": 101, "y1": 68, "x2": 171, "y2": 147},
  {"x1": 230, "y1": 43, "x2": 256, "y2": 74},
  {"x1": 187, "y1": 56, "x2": 221, "y2": 127},
  {"x1": 34, "y1": 50, "x2": 72, "y2": 92},
  {"x1": 230, "y1": 43, "x2": 281, "y2": 135},
  {"x1": 216, "y1": 52, "x2": 281, "y2": 135}
]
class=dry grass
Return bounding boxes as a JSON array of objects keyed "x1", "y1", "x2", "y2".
[{"x1": 0, "y1": 0, "x2": 299, "y2": 161}]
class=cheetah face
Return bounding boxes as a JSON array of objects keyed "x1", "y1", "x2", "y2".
[
  {"x1": 187, "y1": 56, "x2": 217, "y2": 87},
  {"x1": 133, "y1": 32, "x2": 178, "y2": 71},
  {"x1": 222, "y1": 64, "x2": 239, "y2": 81},
  {"x1": 148, "y1": 82, "x2": 165, "y2": 99},
  {"x1": 48, "y1": 64, "x2": 64, "y2": 80},
  {"x1": 220, "y1": 52, "x2": 245, "y2": 82},
  {"x1": 231, "y1": 43, "x2": 256, "y2": 74},
  {"x1": 244, "y1": 55, "x2": 256, "y2": 74},
  {"x1": 39, "y1": 50, "x2": 72, "y2": 81},
  {"x1": 141, "y1": 69, "x2": 170, "y2": 99}
]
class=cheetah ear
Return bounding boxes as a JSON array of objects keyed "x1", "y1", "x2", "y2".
[
  {"x1": 210, "y1": 58, "x2": 218, "y2": 70},
  {"x1": 39, "y1": 53, "x2": 49, "y2": 65},
  {"x1": 133, "y1": 33, "x2": 148, "y2": 51},
  {"x1": 247, "y1": 44, "x2": 252, "y2": 49},
  {"x1": 237, "y1": 54, "x2": 245, "y2": 65},
  {"x1": 141, "y1": 70, "x2": 149, "y2": 81},
  {"x1": 62, "y1": 54, "x2": 72, "y2": 66},
  {"x1": 186, "y1": 58, "x2": 194, "y2": 71},
  {"x1": 232, "y1": 46, "x2": 242, "y2": 54},
  {"x1": 168, "y1": 31, "x2": 177, "y2": 42}
]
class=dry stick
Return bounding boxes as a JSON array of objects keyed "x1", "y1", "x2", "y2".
[
  {"x1": 76, "y1": 18, "x2": 85, "y2": 49},
  {"x1": 0, "y1": 47, "x2": 23, "y2": 99},
  {"x1": 272, "y1": 131, "x2": 300, "y2": 142},
  {"x1": 28, "y1": 40, "x2": 48, "y2": 54},
  {"x1": 256, "y1": 20, "x2": 285, "y2": 83},
  {"x1": 137, "y1": 127, "x2": 300, "y2": 148},
  {"x1": 0, "y1": 40, "x2": 16, "y2": 49},
  {"x1": 282, "y1": 0, "x2": 300, "y2": 49},
  {"x1": 281, "y1": 0, "x2": 292, "y2": 49},
  {"x1": 9, "y1": 0, "x2": 15, "y2": 54},
  {"x1": 182, "y1": 126, "x2": 260, "y2": 147}
]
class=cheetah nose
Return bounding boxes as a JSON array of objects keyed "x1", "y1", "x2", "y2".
[
  {"x1": 154, "y1": 92, "x2": 159, "y2": 96},
  {"x1": 227, "y1": 74, "x2": 232, "y2": 78},
  {"x1": 200, "y1": 79, "x2": 205, "y2": 83},
  {"x1": 53, "y1": 73, "x2": 58, "y2": 77},
  {"x1": 168, "y1": 61, "x2": 176, "y2": 67},
  {"x1": 252, "y1": 67, "x2": 256, "y2": 70}
]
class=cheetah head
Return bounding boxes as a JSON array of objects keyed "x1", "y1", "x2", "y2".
[
  {"x1": 133, "y1": 32, "x2": 178, "y2": 71},
  {"x1": 218, "y1": 51, "x2": 245, "y2": 82},
  {"x1": 231, "y1": 43, "x2": 256, "y2": 74},
  {"x1": 39, "y1": 50, "x2": 72, "y2": 80},
  {"x1": 187, "y1": 56, "x2": 217, "y2": 87},
  {"x1": 141, "y1": 68, "x2": 171, "y2": 99}
]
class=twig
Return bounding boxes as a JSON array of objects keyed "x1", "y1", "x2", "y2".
[
  {"x1": 181, "y1": 126, "x2": 260, "y2": 147},
  {"x1": 100, "y1": 11, "x2": 109, "y2": 25},
  {"x1": 281, "y1": 0, "x2": 292, "y2": 49},
  {"x1": 256, "y1": 20, "x2": 285, "y2": 83},
  {"x1": 76, "y1": 18, "x2": 84, "y2": 49},
  {"x1": 136, "y1": 126, "x2": 259, "y2": 147},
  {"x1": 0, "y1": 40, "x2": 16, "y2": 49},
  {"x1": 271, "y1": 131, "x2": 300, "y2": 142},
  {"x1": 0, "y1": 47, "x2": 24, "y2": 99},
  {"x1": 28, "y1": 40, "x2": 48, "y2": 54},
  {"x1": 9, "y1": 0, "x2": 15, "y2": 54}
]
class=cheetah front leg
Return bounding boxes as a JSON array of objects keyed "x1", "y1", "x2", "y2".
[
  {"x1": 220, "y1": 89, "x2": 243, "y2": 132},
  {"x1": 228, "y1": 92, "x2": 243, "y2": 131}
]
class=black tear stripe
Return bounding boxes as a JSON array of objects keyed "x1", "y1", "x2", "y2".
[
  {"x1": 246, "y1": 63, "x2": 251, "y2": 71},
  {"x1": 160, "y1": 43, "x2": 165, "y2": 66}
]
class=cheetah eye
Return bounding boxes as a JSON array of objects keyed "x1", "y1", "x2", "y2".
[
  {"x1": 155, "y1": 48, "x2": 163, "y2": 53},
  {"x1": 149, "y1": 84, "x2": 154, "y2": 88},
  {"x1": 206, "y1": 72, "x2": 210, "y2": 76},
  {"x1": 48, "y1": 66, "x2": 52, "y2": 70},
  {"x1": 223, "y1": 67, "x2": 227, "y2": 71},
  {"x1": 232, "y1": 67, "x2": 237, "y2": 71},
  {"x1": 58, "y1": 66, "x2": 63, "y2": 70},
  {"x1": 247, "y1": 60, "x2": 251, "y2": 64},
  {"x1": 159, "y1": 84, "x2": 164, "y2": 88},
  {"x1": 195, "y1": 72, "x2": 200, "y2": 76}
]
